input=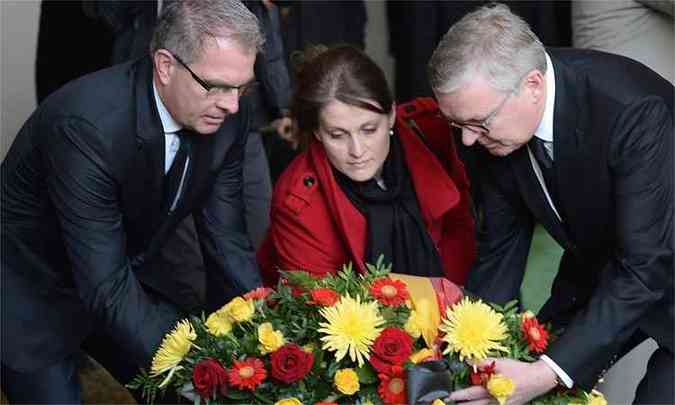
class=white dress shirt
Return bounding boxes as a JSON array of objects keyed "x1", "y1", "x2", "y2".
[
  {"x1": 152, "y1": 82, "x2": 182, "y2": 173},
  {"x1": 530, "y1": 53, "x2": 575, "y2": 389}
]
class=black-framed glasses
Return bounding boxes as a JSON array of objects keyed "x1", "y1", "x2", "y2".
[
  {"x1": 448, "y1": 89, "x2": 515, "y2": 136},
  {"x1": 171, "y1": 52, "x2": 257, "y2": 98}
]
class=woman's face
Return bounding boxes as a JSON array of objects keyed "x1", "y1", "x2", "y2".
[{"x1": 314, "y1": 100, "x2": 395, "y2": 182}]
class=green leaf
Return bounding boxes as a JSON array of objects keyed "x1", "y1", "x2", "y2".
[{"x1": 356, "y1": 364, "x2": 378, "y2": 384}]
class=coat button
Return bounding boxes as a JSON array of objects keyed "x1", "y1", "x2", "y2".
[{"x1": 303, "y1": 176, "x2": 315, "y2": 187}]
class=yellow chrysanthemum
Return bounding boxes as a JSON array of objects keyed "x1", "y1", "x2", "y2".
[
  {"x1": 274, "y1": 398, "x2": 302, "y2": 405},
  {"x1": 486, "y1": 374, "x2": 515, "y2": 405},
  {"x1": 150, "y1": 320, "x2": 196, "y2": 376},
  {"x1": 334, "y1": 368, "x2": 360, "y2": 395},
  {"x1": 205, "y1": 310, "x2": 232, "y2": 336},
  {"x1": 318, "y1": 294, "x2": 384, "y2": 367},
  {"x1": 222, "y1": 297, "x2": 255, "y2": 322},
  {"x1": 258, "y1": 322, "x2": 285, "y2": 354},
  {"x1": 439, "y1": 298, "x2": 508, "y2": 361},
  {"x1": 432, "y1": 400, "x2": 446, "y2": 405}
]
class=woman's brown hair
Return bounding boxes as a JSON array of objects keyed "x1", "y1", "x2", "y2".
[{"x1": 291, "y1": 45, "x2": 393, "y2": 148}]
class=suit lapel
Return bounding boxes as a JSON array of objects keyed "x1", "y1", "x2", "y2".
[
  {"x1": 131, "y1": 57, "x2": 165, "y2": 232},
  {"x1": 549, "y1": 52, "x2": 609, "y2": 250}
]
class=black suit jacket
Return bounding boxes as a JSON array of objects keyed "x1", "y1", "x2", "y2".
[
  {"x1": 466, "y1": 48, "x2": 673, "y2": 389},
  {"x1": 1, "y1": 57, "x2": 262, "y2": 372}
]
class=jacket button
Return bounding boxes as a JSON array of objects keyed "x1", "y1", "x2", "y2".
[{"x1": 303, "y1": 176, "x2": 315, "y2": 187}]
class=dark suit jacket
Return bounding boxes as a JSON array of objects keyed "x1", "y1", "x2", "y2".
[
  {"x1": 466, "y1": 48, "x2": 673, "y2": 389},
  {"x1": 1, "y1": 57, "x2": 261, "y2": 372}
]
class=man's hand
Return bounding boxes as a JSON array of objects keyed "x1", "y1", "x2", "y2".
[
  {"x1": 448, "y1": 359, "x2": 559, "y2": 405},
  {"x1": 270, "y1": 117, "x2": 297, "y2": 149}
]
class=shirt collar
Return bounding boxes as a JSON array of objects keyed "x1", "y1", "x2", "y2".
[
  {"x1": 533, "y1": 52, "x2": 555, "y2": 143},
  {"x1": 152, "y1": 82, "x2": 182, "y2": 134}
]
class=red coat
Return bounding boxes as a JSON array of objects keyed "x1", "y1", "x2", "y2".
[{"x1": 258, "y1": 98, "x2": 476, "y2": 285}]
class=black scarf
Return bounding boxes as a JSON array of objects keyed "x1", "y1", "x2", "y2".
[{"x1": 334, "y1": 134, "x2": 444, "y2": 277}]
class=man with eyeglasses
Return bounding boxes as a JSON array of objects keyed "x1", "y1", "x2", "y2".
[
  {"x1": 429, "y1": 3, "x2": 672, "y2": 405},
  {"x1": 1, "y1": 1, "x2": 264, "y2": 402}
]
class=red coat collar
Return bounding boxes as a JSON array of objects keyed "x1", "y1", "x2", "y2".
[{"x1": 304, "y1": 121, "x2": 461, "y2": 270}]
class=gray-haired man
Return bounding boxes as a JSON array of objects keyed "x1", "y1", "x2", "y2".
[
  {"x1": 1, "y1": 1, "x2": 264, "y2": 402},
  {"x1": 430, "y1": 3, "x2": 673, "y2": 404}
]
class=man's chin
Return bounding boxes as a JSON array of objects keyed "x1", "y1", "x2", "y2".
[
  {"x1": 487, "y1": 147, "x2": 516, "y2": 157},
  {"x1": 195, "y1": 122, "x2": 223, "y2": 135}
]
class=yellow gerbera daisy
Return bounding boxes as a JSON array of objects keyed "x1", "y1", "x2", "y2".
[
  {"x1": 150, "y1": 319, "x2": 196, "y2": 376},
  {"x1": 205, "y1": 310, "x2": 232, "y2": 336},
  {"x1": 439, "y1": 298, "x2": 508, "y2": 361},
  {"x1": 586, "y1": 390, "x2": 608, "y2": 405},
  {"x1": 318, "y1": 294, "x2": 385, "y2": 367}
]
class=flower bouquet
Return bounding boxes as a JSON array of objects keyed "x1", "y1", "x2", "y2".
[{"x1": 129, "y1": 258, "x2": 605, "y2": 404}]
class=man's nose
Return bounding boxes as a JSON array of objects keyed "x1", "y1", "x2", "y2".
[
  {"x1": 461, "y1": 128, "x2": 480, "y2": 146},
  {"x1": 215, "y1": 91, "x2": 239, "y2": 114}
]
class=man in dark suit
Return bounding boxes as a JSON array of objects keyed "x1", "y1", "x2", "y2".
[
  {"x1": 428, "y1": 3, "x2": 673, "y2": 404},
  {"x1": 1, "y1": 1, "x2": 263, "y2": 402}
]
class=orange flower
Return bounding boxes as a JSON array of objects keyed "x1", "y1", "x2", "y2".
[
  {"x1": 228, "y1": 357, "x2": 267, "y2": 390},
  {"x1": 378, "y1": 366, "x2": 407, "y2": 404},
  {"x1": 308, "y1": 288, "x2": 340, "y2": 306},
  {"x1": 244, "y1": 287, "x2": 274, "y2": 301},
  {"x1": 370, "y1": 278, "x2": 409, "y2": 306},
  {"x1": 521, "y1": 317, "x2": 549, "y2": 353}
]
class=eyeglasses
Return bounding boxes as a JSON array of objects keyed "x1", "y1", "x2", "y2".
[
  {"x1": 447, "y1": 88, "x2": 516, "y2": 136},
  {"x1": 171, "y1": 52, "x2": 257, "y2": 98}
]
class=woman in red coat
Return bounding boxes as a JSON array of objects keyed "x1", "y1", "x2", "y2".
[{"x1": 258, "y1": 46, "x2": 475, "y2": 285}]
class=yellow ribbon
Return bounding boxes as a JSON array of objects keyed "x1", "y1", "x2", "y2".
[{"x1": 390, "y1": 273, "x2": 441, "y2": 348}]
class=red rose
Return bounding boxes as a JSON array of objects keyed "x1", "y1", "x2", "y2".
[
  {"x1": 369, "y1": 327, "x2": 413, "y2": 374},
  {"x1": 192, "y1": 358, "x2": 228, "y2": 399},
  {"x1": 308, "y1": 288, "x2": 340, "y2": 306},
  {"x1": 270, "y1": 343, "x2": 314, "y2": 384}
]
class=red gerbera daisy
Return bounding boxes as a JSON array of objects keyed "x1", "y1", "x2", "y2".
[
  {"x1": 370, "y1": 278, "x2": 409, "y2": 306},
  {"x1": 228, "y1": 357, "x2": 267, "y2": 391},
  {"x1": 378, "y1": 367, "x2": 407, "y2": 404},
  {"x1": 521, "y1": 317, "x2": 549, "y2": 353},
  {"x1": 469, "y1": 361, "x2": 496, "y2": 386},
  {"x1": 243, "y1": 287, "x2": 274, "y2": 301},
  {"x1": 307, "y1": 288, "x2": 340, "y2": 306}
]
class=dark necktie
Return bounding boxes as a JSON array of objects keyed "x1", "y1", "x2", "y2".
[
  {"x1": 529, "y1": 136, "x2": 559, "y2": 207},
  {"x1": 163, "y1": 130, "x2": 192, "y2": 212}
]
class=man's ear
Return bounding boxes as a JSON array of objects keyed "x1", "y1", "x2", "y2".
[
  {"x1": 153, "y1": 49, "x2": 175, "y2": 86},
  {"x1": 313, "y1": 130, "x2": 322, "y2": 143},
  {"x1": 524, "y1": 69, "x2": 545, "y2": 104}
]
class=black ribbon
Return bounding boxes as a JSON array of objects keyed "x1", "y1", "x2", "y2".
[{"x1": 406, "y1": 360, "x2": 454, "y2": 404}]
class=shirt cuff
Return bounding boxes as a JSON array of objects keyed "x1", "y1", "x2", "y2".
[{"x1": 540, "y1": 355, "x2": 574, "y2": 388}]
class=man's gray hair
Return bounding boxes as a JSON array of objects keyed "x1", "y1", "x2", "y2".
[
  {"x1": 150, "y1": 0, "x2": 264, "y2": 64},
  {"x1": 428, "y1": 3, "x2": 546, "y2": 94}
]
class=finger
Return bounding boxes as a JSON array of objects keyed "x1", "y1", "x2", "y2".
[
  {"x1": 449, "y1": 386, "x2": 491, "y2": 401},
  {"x1": 454, "y1": 399, "x2": 492, "y2": 405}
]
